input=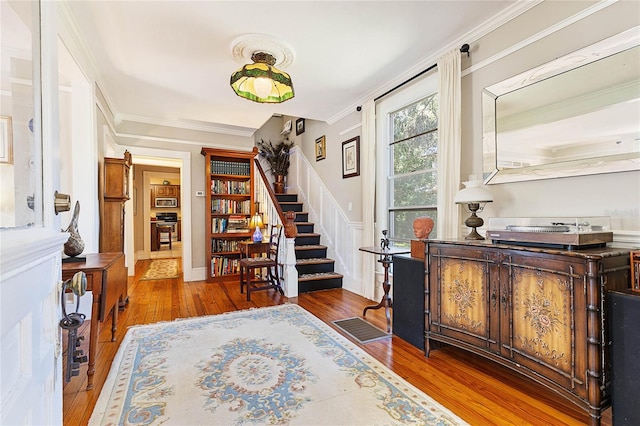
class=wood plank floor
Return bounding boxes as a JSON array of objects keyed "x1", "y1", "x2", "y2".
[{"x1": 63, "y1": 258, "x2": 611, "y2": 425}]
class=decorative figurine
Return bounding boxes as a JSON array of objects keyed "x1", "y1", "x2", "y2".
[
  {"x1": 380, "y1": 230, "x2": 389, "y2": 250},
  {"x1": 412, "y1": 216, "x2": 434, "y2": 239},
  {"x1": 63, "y1": 201, "x2": 85, "y2": 258}
]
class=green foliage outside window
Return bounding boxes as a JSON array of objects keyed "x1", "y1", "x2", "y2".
[{"x1": 389, "y1": 94, "x2": 438, "y2": 243}]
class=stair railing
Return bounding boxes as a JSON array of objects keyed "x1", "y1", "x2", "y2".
[{"x1": 254, "y1": 158, "x2": 299, "y2": 297}]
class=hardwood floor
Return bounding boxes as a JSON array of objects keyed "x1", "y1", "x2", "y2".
[{"x1": 63, "y1": 258, "x2": 610, "y2": 425}]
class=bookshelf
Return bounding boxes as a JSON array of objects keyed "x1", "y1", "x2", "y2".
[{"x1": 201, "y1": 147, "x2": 257, "y2": 282}]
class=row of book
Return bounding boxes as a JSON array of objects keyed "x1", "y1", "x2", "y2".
[
  {"x1": 211, "y1": 199, "x2": 251, "y2": 214},
  {"x1": 211, "y1": 238, "x2": 247, "y2": 253},
  {"x1": 211, "y1": 179, "x2": 250, "y2": 195},
  {"x1": 212, "y1": 215, "x2": 250, "y2": 234},
  {"x1": 211, "y1": 160, "x2": 250, "y2": 176},
  {"x1": 210, "y1": 256, "x2": 240, "y2": 276}
]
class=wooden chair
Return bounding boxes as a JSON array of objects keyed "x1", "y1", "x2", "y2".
[
  {"x1": 239, "y1": 224, "x2": 283, "y2": 301},
  {"x1": 157, "y1": 225, "x2": 172, "y2": 249}
]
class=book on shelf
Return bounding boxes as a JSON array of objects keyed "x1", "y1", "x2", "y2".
[
  {"x1": 210, "y1": 160, "x2": 250, "y2": 176},
  {"x1": 210, "y1": 256, "x2": 240, "y2": 276},
  {"x1": 210, "y1": 179, "x2": 250, "y2": 195},
  {"x1": 226, "y1": 215, "x2": 249, "y2": 233},
  {"x1": 211, "y1": 199, "x2": 251, "y2": 214}
]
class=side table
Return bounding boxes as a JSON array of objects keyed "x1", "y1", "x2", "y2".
[
  {"x1": 62, "y1": 252, "x2": 127, "y2": 390},
  {"x1": 359, "y1": 246, "x2": 410, "y2": 331}
]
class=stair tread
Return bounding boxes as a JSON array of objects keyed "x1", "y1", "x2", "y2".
[
  {"x1": 296, "y1": 232, "x2": 321, "y2": 237},
  {"x1": 296, "y1": 257, "x2": 335, "y2": 265},
  {"x1": 298, "y1": 272, "x2": 344, "y2": 281},
  {"x1": 295, "y1": 244, "x2": 327, "y2": 250}
]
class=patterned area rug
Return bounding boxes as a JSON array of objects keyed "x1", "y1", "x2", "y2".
[
  {"x1": 90, "y1": 304, "x2": 466, "y2": 425},
  {"x1": 141, "y1": 259, "x2": 179, "y2": 280}
]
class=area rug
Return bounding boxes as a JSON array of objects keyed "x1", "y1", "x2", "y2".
[
  {"x1": 89, "y1": 304, "x2": 465, "y2": 425},
  {"x1": 140, "y1": 259, "x2": 179, "y2": 280}
]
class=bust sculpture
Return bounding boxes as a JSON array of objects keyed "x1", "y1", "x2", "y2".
[{"x1": 413, "y1": 216, "x2": 434, "y2": 239}]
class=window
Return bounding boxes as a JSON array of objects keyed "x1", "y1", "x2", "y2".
[{"x1": 388, "y1": 94, "x2": 438, "y2": 245}]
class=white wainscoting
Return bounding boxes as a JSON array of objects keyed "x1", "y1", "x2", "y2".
[{"x1": 286, "y1": 147, "x2": 366, "y2": 297}]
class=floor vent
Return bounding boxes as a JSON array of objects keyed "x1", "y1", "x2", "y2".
[{"x1": 332, "y1": 317, "x2": 390, "y2": 344}]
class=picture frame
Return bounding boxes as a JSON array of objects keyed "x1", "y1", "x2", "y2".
[
  {"x1": 341, "y1": 136, "x2": 360, "y2": 178},
  {"x1": 0, "y1": 116, "x2": 13, "y2": 164},
  {"x1": 315, "y1": 135, "x2": 326, "y2": 161},
  {"x1": 296, "y1": 118, "x2": 305, "y2": 135}
]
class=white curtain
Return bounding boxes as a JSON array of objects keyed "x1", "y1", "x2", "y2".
[
  {"x1": 436, "y1": 50, "x2": 462, "y2": 239},
  {"x1": 360, "y1": 99, "x2": 376, "y2": 300}
]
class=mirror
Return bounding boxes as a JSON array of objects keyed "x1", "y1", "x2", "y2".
[{"x1": 483, "y1": 27, "x2": 640, "y2": 184}]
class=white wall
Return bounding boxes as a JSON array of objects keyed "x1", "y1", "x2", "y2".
[{"x1": 462, "y1": 1, "x2": 640, "y2": 243}]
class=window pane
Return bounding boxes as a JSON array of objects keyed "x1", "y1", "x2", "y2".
[
  {"x1": 392, "y1": 95, "x2": 438, "y2": 142},
  {"x1": 0, "y1": 1, "x2": 42, "y2": 229},
  {"x1": 392, "y1": 132, "x2": 437, "y2": 174},
  {"x1": 390, "y1": 172, "x2": 437, "y2": 207},
  {"x1": 390, "y1": 209, "x2": 437, "y2": 242}
]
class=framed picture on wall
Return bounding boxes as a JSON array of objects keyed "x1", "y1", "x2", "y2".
[
  {"x1": 315, "y1": 135, "x2": 326, "y2": 161},
  {"x1": 296, "y1": 118, "x2": 305, "y2": 135},
  {"x1": 341, "y1": 136, "x2": 360, "y2": 178}
]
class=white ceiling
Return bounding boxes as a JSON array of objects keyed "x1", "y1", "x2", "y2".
[{"x1": 64, "y1": 1, "x2": 522, "y2": 134}]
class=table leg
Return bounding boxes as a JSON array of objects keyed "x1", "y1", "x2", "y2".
[
  {"x1": 362, "y1": 256, "x2": 393, "y2": 332},
  {"x1": 87, "y1": 296, "x2": 100, "y2": 390},
  {"x1": 111, "y1": 305, "x2": 118, "y2": 342}
]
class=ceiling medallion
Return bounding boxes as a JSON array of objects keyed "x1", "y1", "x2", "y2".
[{"x1": 230, "y1": 33, "x2": 295, "y2": 69}]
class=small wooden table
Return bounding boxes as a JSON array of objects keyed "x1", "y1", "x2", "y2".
[
  {"x1": 359, "y1": 246, "x2": 410, "y2": 332},
  {"x1": 62, "y1": 252, "x2": 127, "y2": 390}
]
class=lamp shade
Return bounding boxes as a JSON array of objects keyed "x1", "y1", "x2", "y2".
[
  {"x1": 249, "y1": 213, "x2": 263, "y2": 230},
  {"x1": 454, "y1": 180, "x2": 493, "y2": 204},
  {"x1": 230, "y1": 52, "x2": 294, "y2": 103}
]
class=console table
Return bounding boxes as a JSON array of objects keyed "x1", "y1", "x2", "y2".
[
  {"x1": 424, "y1": 239, "x2": 630, "y2": 426},
  {"x1": 62, "y1": 252, "x2": 127, "y2": 390}
]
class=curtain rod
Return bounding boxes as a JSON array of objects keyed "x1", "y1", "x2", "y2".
[{"x1": 373, "y1": 44, "x2": 470, "y2": 102}]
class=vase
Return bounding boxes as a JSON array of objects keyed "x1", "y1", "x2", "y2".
[
  {"x1": 63, "y1": 201, "x2": 85, "y2": 257},
  {"x1": 273, "y1": 174, "x2": 286, "y2": 194}
]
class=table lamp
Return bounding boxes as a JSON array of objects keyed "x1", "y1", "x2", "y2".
[
  {"x1": 454, "y1": 179, "x2": 493, "y2": 240},
  {"x1": 249, "y1": 203, "x2": 264, "y2": 242}
]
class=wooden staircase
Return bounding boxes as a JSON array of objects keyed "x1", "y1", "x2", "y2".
[{"x1": 275, "y1": 193, "x2": 343, "y2": 293}]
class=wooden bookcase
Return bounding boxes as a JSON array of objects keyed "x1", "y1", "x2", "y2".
[{"x1": 201, "y1": 147, "x2": 257, "y2": 282}]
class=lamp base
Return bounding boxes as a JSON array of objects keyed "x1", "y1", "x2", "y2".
[
  {"x1": 464, "y1": 206, "x2": 485, "y2": 240},
  {"x1": 464, "y1": 228, "x2": 485, "y2": 240}
]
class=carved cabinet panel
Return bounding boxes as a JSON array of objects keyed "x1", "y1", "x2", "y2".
[
  {"x1": 501, "y1": 253, "x2": 587, "y2": 397},
  {"x1": 429, "y1": 246, "x2": 500, "y2": 354},
  {"x1": 425, "y1": 240, "x2": 630, "y2": 426}
]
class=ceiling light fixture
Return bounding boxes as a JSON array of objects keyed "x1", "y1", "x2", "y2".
[{"x1": 230, "y1": 51, "x2": 294, "y2": 103}]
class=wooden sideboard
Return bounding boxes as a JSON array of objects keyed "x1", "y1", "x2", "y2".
[
  {"x1": 424, "y1": 240, "x2": 630, "y2": 426},
  {"x1": 62, "y1": 253, "x2": 127, "y2": 390}
]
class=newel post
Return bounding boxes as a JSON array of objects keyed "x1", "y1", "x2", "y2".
[{"x1": 281, "y1": 237, "x2": 298, "y2": 297}]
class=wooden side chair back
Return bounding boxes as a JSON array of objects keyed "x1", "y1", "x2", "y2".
[{"x1": 239, "y1": 224, "x2": 284, "y2": 301}]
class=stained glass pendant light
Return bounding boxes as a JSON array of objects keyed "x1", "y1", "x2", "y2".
[{"x1": 230, "y1": 51, "x2": 294, "y2": 103}]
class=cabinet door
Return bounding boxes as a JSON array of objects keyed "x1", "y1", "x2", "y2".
[
  {"x1": 501, "y1": 251, "x2": 587, "y2": 399},
  {"x1": 428, "y1": 244, "x2": 500, "y2": 353},
  {"x1": 104, "y1": 159, "x2": 130, "y2": 199},
  {"x1": 155, "y1": 185, "x2": 178, "y2": 197}
]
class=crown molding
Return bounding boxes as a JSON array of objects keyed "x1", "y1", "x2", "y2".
[
  {"x1": 115, "y1": 114, "x2": 256, "y2": 138},
  {"x1": 326, "y1": 0, "x2": 542, "y2": 125}
]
